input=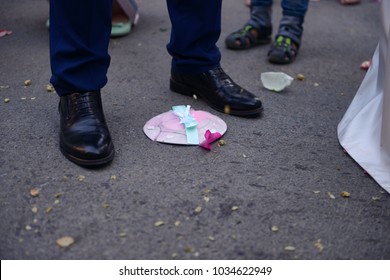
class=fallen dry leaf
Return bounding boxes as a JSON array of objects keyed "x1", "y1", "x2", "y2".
[
  {"x1": 340, "y1": 191, "x2": 350, "y2": 198},
  {"x1": 24, "y1": 80, "x2": 32, "y2": 86},
  {"x1": 4, "y1": 98, "x2": 10, "y2": 103},
  {"x1": 56, "y1": 236, "x2": 75, "y2": 248},
  {"x1": 296, "y1": 74, "x2": 305, "y2": 81},
  {"x1": 110, "y1": 175, "x2": 117, "y2": 181},
  {"x1": 46, "y1": 206, "x2": 53, "y2": 213}
]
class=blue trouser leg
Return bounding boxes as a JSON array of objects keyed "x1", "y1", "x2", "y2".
[
  {"x1": 250, "y1": 0, "x2": 308, "y2": 18},
  {"x1": 166, "y1": 0, "x2": 222, "y2": 74},
  {"x1": 50, "y1": 0, "x2": 112, "y2": 96},
  {"x1": 249, "y1": 0, "x2": 309, "y2": 45}
]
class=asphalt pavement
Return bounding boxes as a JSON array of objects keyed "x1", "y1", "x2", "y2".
[{"x1": 1, "y1": 0, "x2": 389, "y2": 260}]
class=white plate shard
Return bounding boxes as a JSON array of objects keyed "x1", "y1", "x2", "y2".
[{"x1": 261, "y1": 72, "x2": 294, "y2": 92}]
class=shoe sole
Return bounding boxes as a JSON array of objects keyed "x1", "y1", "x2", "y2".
[
  {"x1": 170, "y1": 77, "x2": 263, "y2": 117},
  {"x1": 60, "y1": 145, "x2": 115, "y2": 167},
  {"x1": 226, "y1": 38, "x2": 271, "y2": 50}
]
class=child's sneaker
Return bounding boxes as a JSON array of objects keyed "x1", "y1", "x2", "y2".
[{"x1": 267, "y1": 35, "x2": 299, "y2": 64}]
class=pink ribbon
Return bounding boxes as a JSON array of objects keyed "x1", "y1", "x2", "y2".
[{"x1": 199, "y1": 130, "x2": 222, "y2": 151}]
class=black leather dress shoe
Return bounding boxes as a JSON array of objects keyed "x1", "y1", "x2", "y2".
[
  {"x1": 170, "y1": 66, "x2": 263, "y2": 117},
  {"x1": 59, "y1": 91, "x2": 115, "y2": 166}
]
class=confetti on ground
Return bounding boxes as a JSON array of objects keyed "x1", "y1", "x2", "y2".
[
  {"x1": 284, "y1": 246, "x2": 296, "y2": 251},
  {"x1": 24, "y1": 80, "x2": 32, "y2": 86},
  {"x1": 77, "y1": 175, "x2": 85, "y2": 181},
  {"x1": 327, "y1": 192, "x2": 336, "y2": 199},
  {"x1": 231, "y1": 206, "x2": 239, "y2": 211},
  {"x1": 360, "y1": 60, "x2": 371, "y2": 70},
  {"x1": 314, "y1": 239, "x2": 324, "y2": 252},
  {"x1": 46, "y1": 206, "x2": 53, "y2": 213},
  {"x1": 25, "y1": 225, "x2": 32, "y2": 231},
  {"x1": 271, "y1": 226, "x2": 279, "y2": 232},
  {"x1": 110, "y1": 175, "x2": 117, "y2": 180},
  {"x1": 224, "y1": 105, "x2": 231, "y2": 114},
  {"x1": 217, "y1": 140, "x2": 226, "y2": 146},
  {"x1": 372, "y1": 197, "x2": 380, "y2": 201},
  {"x1": 31, "y1": 207, "x2": 38, "y2": 213},
  {"x1": 56, "y1": 236, "x2": 75, "y2": 248},
  {"x1": 174, "y1": 221, "x2": 181, "y2": 227},
  {"x1": 4, "y1": 98, "x2": 10, "y2": 103},
  {"x1": 184, "y1": 247, "x2": 193, "y2": 253},
  {"x1": 296, "y1": 73, "x2": 305, "y2": 81},
  {"x1": 172, "y1": 253, "x2": 178, "y2": 258},
  {"x1": 102, "y1": 203, "x2": 110, "y2": 209},
  {"x1": 340, "y1": 191, "x2": 350, "y2": 198},
  {"x1": 194, "y1": 206, "x2": 202, "y2": 214},
  {"x1": 314, "y1": 83, "x2": 320, "y2": 87},
  {"x1": 54, "y1": 193, "x2": 62, "y2": 198},
  {"x1": 154, "y1": 220, "x2": 164, "y2": 227},
  {"x1": 313, "y1": 191, "x2": 321, "y2": 194},
  {"x1": 204, "y1": 196, "x2": 210, "y2": 203},
  {"x1": 0, "y1": 29, "x2": 12, "y2": 37},
  {"x1": 30, "y1": 188, "x2": 40, "y2": 197},
  {"x1": 119, "y1": 232, "x2": 127, "y2": 237},
  {"x1": 208, "y1": 236, "x2": 215, "y2": 241},
  {"x1": 46, "y1": 84, "x2": 55, "y2": 92}
]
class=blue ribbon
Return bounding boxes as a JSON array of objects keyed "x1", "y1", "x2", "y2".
[{"x1": 172, "y1": 105, "x2": 199, "y2": 145}]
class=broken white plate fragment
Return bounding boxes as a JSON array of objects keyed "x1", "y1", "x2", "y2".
[{"x1": 261, "y1": 72, "x2": 294, "y2": 92}]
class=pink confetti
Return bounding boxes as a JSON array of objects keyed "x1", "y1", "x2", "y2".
[
  {"x1": 0, "y1": 29, "x2": 12, "y2": 38},
  {"x1": 199, "y1": 129, "x2": 222, "y2": 151},
  {"x1": 360, "y1": 60, "x2": 372, "y2": 70}
]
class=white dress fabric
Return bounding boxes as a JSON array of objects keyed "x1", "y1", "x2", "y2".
[{"x1": 337, "y1": 1, "x2": 390, "y2": 193}]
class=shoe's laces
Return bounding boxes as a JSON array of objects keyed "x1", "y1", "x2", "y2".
[{"x1": 72, "y1": 93, "x2": 98, "y2": 117}]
